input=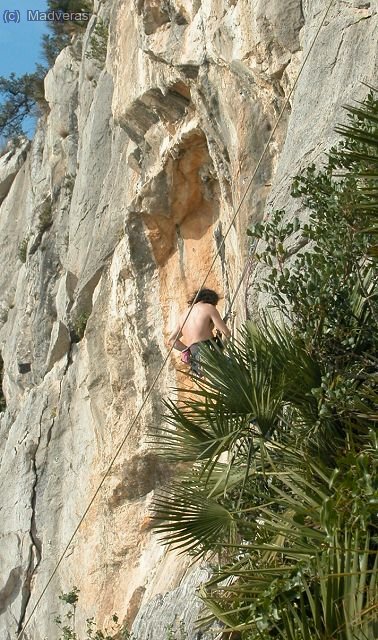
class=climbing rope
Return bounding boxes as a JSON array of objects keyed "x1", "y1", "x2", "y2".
[
  {"x1": 223, "y1": 239, "x2": 257, "y2": 327},
  {"x1": 17, "y1": 1, "x2": 335, "y2": 636}
]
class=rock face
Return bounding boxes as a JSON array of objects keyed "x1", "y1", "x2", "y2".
[{"x1": 0, "y1": 1, "x2": 376, "y2": 638}]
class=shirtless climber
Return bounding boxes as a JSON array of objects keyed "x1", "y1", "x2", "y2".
[{"x1": 168, "y1": 288, "x2": 231, "y2": 375}]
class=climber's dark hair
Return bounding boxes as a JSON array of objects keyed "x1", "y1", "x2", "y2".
[{"x1": 187, "y1": 288, "x2": 220, "y2": 306}]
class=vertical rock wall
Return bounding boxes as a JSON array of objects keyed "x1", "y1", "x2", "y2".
[
  {"x1": 0, "y1": 1, "x2": 376, "y2": 638},
  {"x1": 248, "y1": 0, "x2": 378, "y2": 311}
]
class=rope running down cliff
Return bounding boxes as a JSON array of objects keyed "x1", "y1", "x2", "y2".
[{"x1": 17, "y1": 1, "x2": 334, "y2": 636}]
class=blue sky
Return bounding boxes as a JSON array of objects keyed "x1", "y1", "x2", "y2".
[
  {"x1": 0, "y1": 1, "x2": 48, "y2": 76},
  {"x1": 0, "y1": 1, "x2": 49, "y2": 138}
]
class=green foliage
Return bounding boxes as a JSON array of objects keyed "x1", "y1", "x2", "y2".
[
  {"x1": 71, "y1": 312, "x2": 90, "y2": 342},
  {"x1": 85, "y1": 19, "x2": 109, "y2": 66},
  {"x1": 64, "y1": 174, "x2": 76, "y2": 194},
  {"x1": 54, "y1": 588, "x2": 128, "y2": 640},
  {"x1": 151, "y1": 92, "x2": 378, "y2": 639},
  {"x1": 246, "y1": 93, "x2": 378, "y2": 450},
  {"x1": 165, "y1": 621, "x2": 188, "y2": 640},
  {"x1": 0, "y1": 67, "x2": 47, "y2": 139},
  {"x1": 18, "y1": 237, "x2": 29, "y2": 263},
  {"x1": 0, "y1": 1, "x2": 93, "y2": 140},
  {"x1": 42, "y1": 32, "x2": 71, "y2": 67},
  {"x1": 37, "y1": 201, "x2": 53, "y2": 234},
  {"x1": 48, "y1": 0, "x2": 92, "y2": 14},
  {"x1": 59, "y1": 586, "x2": 80, "y2": 606},
  {"x1": 334, "y1": 88, "x2": 378, "y2": 257},
  {"x1": 197, "y1": 434, "x2": 378, "y2": 639},
  {"x1": 0, "y1": 355, "x2": 6, "y2": 412},
  {"x1": 46, "y1": 0, "x2": 93, "y2": 35},
  {"x1": 41, "y1": 0, "x2": 93, "y2": 66},
  {"x1": 41, "y1": 1, "x2": 92, "y2": 66}
]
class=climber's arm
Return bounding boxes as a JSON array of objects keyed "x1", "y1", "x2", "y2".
[
  {"x1": 210, "y1": 306, "x2": 231, "y2": 340},
  {"x1": 168, "y1": 317, "x2": 188, "y2": 352}
]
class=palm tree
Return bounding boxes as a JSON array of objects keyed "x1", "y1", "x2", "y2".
[{"x1": 151, "y1": 91, "x2": 378, "y2": 639}]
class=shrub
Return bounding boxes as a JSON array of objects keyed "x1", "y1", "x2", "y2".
[
  {"x1": 37, "y1": 201, "x2": 53, "y2": 233},
  {"x1": 0, "y1": 355, "x2": 6, "y2": 412},
  {"x1": 71, "y1": 312, "x2": 90, "y2": 342},
  {"x1": 165, "y1": 621, "x2": 188, "y2": 640},
  {"x1": 41, "y1": 1, "x2": 93, "y2": 65},
  {"x1": 0, "y1": 67, "x2": 48, "y2": 139},
  {"x1": 85, "y1": 19, "x2": 109, "y2": 66},
  {"x1": 54, "y1": 587, "x2": 129, "y2": 639},
  {"x1": 64, "y1": 174, "x2": 76, "y2": 194},
  {"x1": 18, "y1": 237, "x2": 29, "y2": 263},
  {"x1": 151, "y1": 91, "x2": 378, "y2": 639},
  {"x1": 46, "y1": 0, "x2": 93, "y2": 36},
  {"x1": 0, "y1": 1, "x2": 93, "y2": 140},
  {"x1": 41, "y1": 32, "x2": 71, "y2": 67}
]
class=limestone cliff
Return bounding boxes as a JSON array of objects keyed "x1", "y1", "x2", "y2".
[{"x1": 0, "y1": 1, "x2": 376, "y2": 638}]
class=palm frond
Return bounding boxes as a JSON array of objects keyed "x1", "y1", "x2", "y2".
[
  {"x1": 150, "y1": 90, "x2": 378, "y2": 639},
  {"x1": 334, "y1": 90, "x2": 378, "y2": 257},
  {"x1": 250, "y1": 318, "x2": 322, "y2": 422},
  {"x1": 151, "y1": 480, "x2": 237, "y2": 554}
]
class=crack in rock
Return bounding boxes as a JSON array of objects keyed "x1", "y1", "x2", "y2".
[{"x1": 17, "y1": 401, "x2": 48, "y2": 635}]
